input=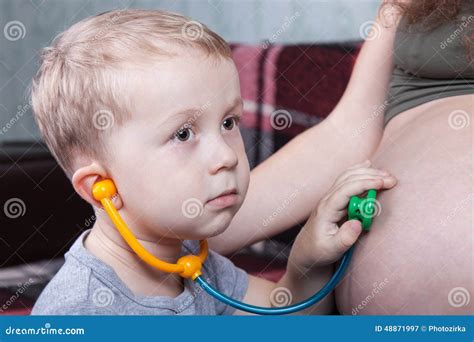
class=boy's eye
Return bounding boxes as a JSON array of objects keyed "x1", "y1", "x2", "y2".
[
  {"x1": 171, "y1": 115, "x2": 240, "y2": 143},
  {"x1": 222, "y1": 115, "x2": 240, "y2": 131},
  {"x1": 173, "y1": 126, "x2": 193, "y2": 142}
]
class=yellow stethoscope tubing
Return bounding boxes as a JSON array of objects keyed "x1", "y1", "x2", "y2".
[
  {"x1": 92, "y1": 179, "x2": 356, "y2": 315},
  {"x1": 92, "y1": 179, "x2": 208, "y2": 280}
]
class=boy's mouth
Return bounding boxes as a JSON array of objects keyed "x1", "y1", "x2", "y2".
[{"x1": 206, "y1": 188, "x2": 238, "y2": 209}]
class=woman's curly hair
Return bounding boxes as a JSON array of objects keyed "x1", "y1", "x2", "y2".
[{"x1": 383, "y1": 0, "x2": 473, "y2": 62}]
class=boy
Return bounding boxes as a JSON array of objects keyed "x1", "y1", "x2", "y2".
[{"x1": 30, "y1": 9, "x2": 396, "y2": 315}]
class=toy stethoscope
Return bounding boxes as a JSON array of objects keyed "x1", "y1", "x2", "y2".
[{"x1": 92, "y1": 179, "x2": 378, "y2": 315}]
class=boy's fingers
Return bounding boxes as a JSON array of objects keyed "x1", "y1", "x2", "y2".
[
  {"x1": 381, "y1": 176, "x2": 397, "y2": 188},
  {"x1": 332, "y1": 220, "x2": 362, "y2": 253},
  {"x1": 347, "y1": 159, "x2": 371, "y2": 170},
  {"x1": 327, "y1": 177, "x2": 386, "y2": 210},
  {"x1": 335, "y1": 168, "x2": 391, "y2": 185},
  {"x1": 326, "y1": 172, "x2": 396, "y2": 204},
  {"x1": 343, "y1": 172, "x2": 397, "y2": 188}
]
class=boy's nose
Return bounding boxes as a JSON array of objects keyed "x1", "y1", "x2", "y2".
[{"x1": 207, "y1": 136, "x2": 239, "y2": 175}]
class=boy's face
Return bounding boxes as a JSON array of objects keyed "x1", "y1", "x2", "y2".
[{"x1": 104, "y1": 52, "x2": 250, "y2": 241}]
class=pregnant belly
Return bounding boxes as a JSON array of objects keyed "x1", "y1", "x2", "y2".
[{"x1": 336, "y1": 94, "x2": 473, "y2": 315}]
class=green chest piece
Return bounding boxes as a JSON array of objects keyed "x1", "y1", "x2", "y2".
[{"x1": 347, "y1": 189, "x2": 378, "y2": 231}]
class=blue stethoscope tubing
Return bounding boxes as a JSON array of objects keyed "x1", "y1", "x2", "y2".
[
  {"x1": 93, "y1": 179, "x2": 361, "y2": 315},
  {"x1": 195, "y1": 245, "x2": 354, "y2": 315}
]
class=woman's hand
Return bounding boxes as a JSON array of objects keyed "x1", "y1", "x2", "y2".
[{"x1": 289, "y1": 160, "x2": 397, "y2": 271}]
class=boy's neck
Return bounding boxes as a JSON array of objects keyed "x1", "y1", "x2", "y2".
[{"x1": 84, "y1": 215, "x2": 185, "y2": 298}]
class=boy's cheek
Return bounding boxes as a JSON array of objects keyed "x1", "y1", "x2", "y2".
[
  {"x1": 125, "y1": 198, "x2": 197, "y2": 237},
  {"x1": 238, "y1": 153, "x2": 251, "y2": 194}
]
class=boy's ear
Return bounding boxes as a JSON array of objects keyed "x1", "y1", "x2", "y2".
[{"x1": 71, "y1": 162, "x2": 122, "y2": 210}]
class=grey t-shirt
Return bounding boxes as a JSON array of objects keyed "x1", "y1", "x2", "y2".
[{"x1": 31, "y1": 230, "x2": 248, "y2": 315}]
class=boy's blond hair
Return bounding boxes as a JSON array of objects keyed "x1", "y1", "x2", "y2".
[{"x1": 31, "y1": 9, "x2": 231, "y2": 177}]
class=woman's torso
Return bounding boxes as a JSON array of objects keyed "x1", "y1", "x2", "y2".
[
  {"x1": 335, "y1": 3, "x2": 473, "y2": 314},
  {"x1": 336, "y1": 92, "x2": 472, "y2": 314},
  {"x1": 384, "y1": 2, "x2": 474, "y2": 127}
]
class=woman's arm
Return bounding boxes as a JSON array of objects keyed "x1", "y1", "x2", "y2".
[{"x1": 210, "y1": 1, "x2": 402, "y2": 256}]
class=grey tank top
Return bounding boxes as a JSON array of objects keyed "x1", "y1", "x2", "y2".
[{"x1": 384, "y1": 3, "x2": 474, "y2": 126}]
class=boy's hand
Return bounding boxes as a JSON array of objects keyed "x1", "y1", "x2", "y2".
[{"x1": 290, "y1": 160, "x2": 397, "y2": 271}]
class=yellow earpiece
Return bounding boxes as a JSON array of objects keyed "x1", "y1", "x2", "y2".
[
  {"x1": 92, "y1": 179, "x2": 208, "y2": 280},
  {"x1": 92, "y1": 179, "x2": 117, "y2": 202}
]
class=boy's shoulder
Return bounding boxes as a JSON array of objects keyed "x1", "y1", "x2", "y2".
[
  {"x1": 31, "y1": 252, "x2": 102, "y2": 315},
  {"x1": 31, "y1": 230, "x2": 249, "y2": 315},
  {"x1": 31, "y1": 230, "x2": 122, "y2": 315}
]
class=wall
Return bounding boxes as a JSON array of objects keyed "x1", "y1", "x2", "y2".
[{"x1": 0, "y1": 0, "x2": 379, "y2": 142}]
